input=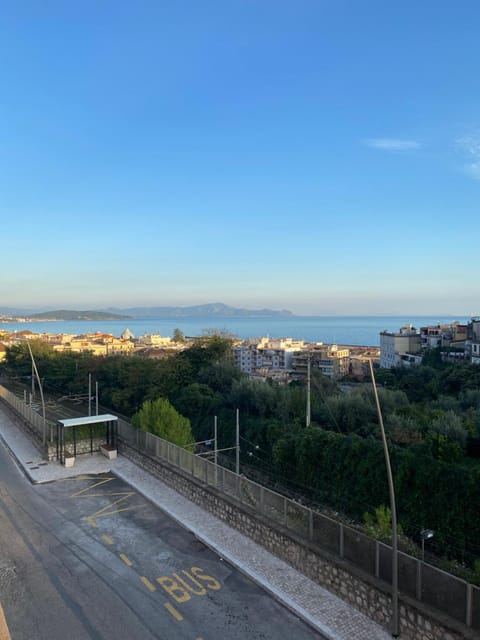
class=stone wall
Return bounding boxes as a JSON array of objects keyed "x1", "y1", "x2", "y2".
[{"x1": 120, "y1": 442, "x2": 475, "y2": 640}]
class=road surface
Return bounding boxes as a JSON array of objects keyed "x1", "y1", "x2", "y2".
[{"x1": 0, "y1": 437, "x2": 325, "y2": 639}]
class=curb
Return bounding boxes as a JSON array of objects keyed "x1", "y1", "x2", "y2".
[{"x1": 113, "y1": 465, "x2": 340, "y2": 640}]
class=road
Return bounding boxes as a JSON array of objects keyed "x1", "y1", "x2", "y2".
[{"x1": 0, "y1": 438, "x2": 325, "y2": 639}]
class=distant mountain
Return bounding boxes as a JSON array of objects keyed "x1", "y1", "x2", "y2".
[
  {"x1": 104, "y1": 303, "x2": 293, "y2": 318},
  {"x1": 0, "y1": 306, "x2": 51, "y2": 316},
  {"x1": 25, "y1": 309, "x2": 132, "y2": 321}
]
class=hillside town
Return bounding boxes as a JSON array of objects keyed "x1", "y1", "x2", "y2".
[{"x1": 1, "y1": 317, "x2": 479, "y2": 382}]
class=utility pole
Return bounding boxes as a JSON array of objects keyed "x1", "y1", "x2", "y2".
[
  {"x1": 306, "y1": 352, "x2": 311, "y2": 427},
  {"x1": 236, "y1": 408, "x2": 240, "y2": 475},
  {"x1": 214, "y1": 415, "x2": 218, "y2": 486},
  {"x1": 88, "y1": 373, "x2": 92, "y2": 416}
]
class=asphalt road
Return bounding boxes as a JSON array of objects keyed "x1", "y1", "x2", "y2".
[{"x1": 0, "y1": 439, "x2": 325, "y2": 639}]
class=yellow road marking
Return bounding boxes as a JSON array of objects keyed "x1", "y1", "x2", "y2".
[
  {"x1": 102, "y1": 535, "x2": 114, "y2": 545},
  {"x1": 69, "y1": 476, "x2": 143, "y2": 528},
  {"x1": 164, "y1": 602, "x2": 183, "y2": 621},
  {"x1": 140, "y1": 576, "x2": 156, "y2": 592},
  {"x1": 0, "y1": 602, "x2": 11, "y2": 640},
  {"x1": 69, "y1": 477, "x2": 116, "y2": 496},
  {"x1": 119, "y1": 553, "x2": 133, "y2": 567},
  {"x1": 58, "y1": 475, "x2": 110, "y2": 482},
  {"x1": 86, "y1": 493, "x2": 137, "y2": 527}
]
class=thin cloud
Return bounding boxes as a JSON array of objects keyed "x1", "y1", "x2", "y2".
[
  {"x1": 364, "y1": 138, "x2": 422, "y2": 151},
  {"x1": 456, "y1": 132, "x2": 480, "y2": 180}
]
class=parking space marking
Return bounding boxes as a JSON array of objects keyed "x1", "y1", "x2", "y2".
[{"x1": 164, "y1": 602, "x2": 183, "y2": 621}]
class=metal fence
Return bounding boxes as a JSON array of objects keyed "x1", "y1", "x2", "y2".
[
  {"x1": 117, "y1": 417, "x2": 479, "y2": 632},
  {"x1": 0, "y1": 384, "x2": 56, "y2": 444},
  {"x1": 1, "y1": 385, "x2": 477, "y2": 632}
]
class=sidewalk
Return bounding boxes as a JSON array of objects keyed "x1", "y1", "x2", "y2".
[{"x1": 0, "y1": 406, "x2": 392, "y2": 640}]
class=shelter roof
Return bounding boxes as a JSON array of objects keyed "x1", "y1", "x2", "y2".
[{"x1": 57, "y1": 414, "x2": 118, "y2": 428}]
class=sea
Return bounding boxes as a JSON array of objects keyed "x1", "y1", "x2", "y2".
[{"x1": 0, "y1": 315, "x2": 470, "y2": 347}]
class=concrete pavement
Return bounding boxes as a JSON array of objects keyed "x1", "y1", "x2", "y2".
[{"x1": 0, "y1": 404, "x2": 392, "y2": 640}]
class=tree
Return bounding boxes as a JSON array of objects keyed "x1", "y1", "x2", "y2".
[
  {"x1": 132, "y1": 398, "x2": 194, "y2": 448},
  {"x1": 172, "y1": 328, "x2": 185, "y2": 343}
]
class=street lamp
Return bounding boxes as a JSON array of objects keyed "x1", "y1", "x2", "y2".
[
  {"x1": 26, "y1": 340, "x2": 46, "y2": 447},
  {"x1": 420, "y1": 529, "x2": 435, "y2": 562},
  {"x1": 369, "y1": 359, "x2": 399, "y2": 638}
]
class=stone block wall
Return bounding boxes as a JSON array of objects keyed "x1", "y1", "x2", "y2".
[{"x1": 120, "y1": 442, "x2": 475, "y2": 640}]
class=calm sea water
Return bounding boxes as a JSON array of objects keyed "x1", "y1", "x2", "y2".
[{"x1": 0, "y1": 315, "x2": 469, "y2": 347}]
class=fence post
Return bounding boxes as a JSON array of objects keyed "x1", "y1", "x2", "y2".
[
  {"x1": 375, "y1": 541, "x2": 380, "y2": 578},
  {"x1": 283, "y1": 497, "x2": 287, "y2": 527},
  {"x1": 308, "y1": 508, "x2": 313, "y2": 542},
  {"x1": 339, "y1": 523, "x2": 344, "y2": 558}
]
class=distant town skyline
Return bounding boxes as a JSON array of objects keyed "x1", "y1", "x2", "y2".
[{"x1": 1, "y1": 2, "x2": 479, "y2": 315}]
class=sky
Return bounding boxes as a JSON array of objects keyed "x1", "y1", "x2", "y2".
[{"x1": 1, "y1": 1, "x2": 479, "y2": 315}]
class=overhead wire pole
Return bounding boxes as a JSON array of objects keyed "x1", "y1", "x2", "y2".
[
  {"x1": 236, "y1": 408, "x2": 240, "y2": 475},
  {"x1": 369, "y1": 359, "x2": 399, "y2": 638},
  {"x1": 214, "y1": 415, "x2": 218, "y2": 486},
  {"x1": 88, "y1": 373, "x2": 92, "y2": 416},
  {"x1": 306, "y1": 352, "x2": 311, "y2": 427},
  {"x1": 26, "y1": 340, "x2": 46, "y2": 448}
]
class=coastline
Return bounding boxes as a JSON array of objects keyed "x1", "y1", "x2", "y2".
[{"x1": 0, "y1": 315, "x2": 469, "y2": 348}]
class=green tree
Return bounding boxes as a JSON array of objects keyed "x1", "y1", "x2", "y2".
[
  {"x1": 172, "y1": 328, "x2": 185, "y2": 343},
  {"x1": 132, "y1": 398, "x2": 194, "y2": 448}
]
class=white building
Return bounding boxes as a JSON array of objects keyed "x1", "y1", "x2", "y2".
[
  {"x1": 233, "y1": 337, "x2": 304, "y2": 376},
  {"x1": 379, "y1": 324, "x2": 422, "y2": 369}
]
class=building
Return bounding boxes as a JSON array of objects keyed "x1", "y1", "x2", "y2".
[
  {"x1": 233, "y1": 337, "x2": 304, "y2": 377},
  {"x1": 291, "y1": 344, "x2": 350, "y2": 379},
  {"x1": 379, "y1": 324, "x2": 421, "y2": 369},
  {"x1": 420, "y1": 322, "x2": 468, "y2": 349},
  {"x1": 466, "y1": 318, "x2": 480, "y2": 364}
]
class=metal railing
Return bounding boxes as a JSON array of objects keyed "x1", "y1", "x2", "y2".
[
  {"x1": 1, "y1": 384, "x2": 477, "y2": 632},
  {"x1": 117, "y1": 417, "x2": 479, "y2": 632},
  {"x1": 0, "y1": 384, "x2": 56, "y2": 444}
]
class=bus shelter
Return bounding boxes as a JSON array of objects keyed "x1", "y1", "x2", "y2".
[{"x1": 56, "y1": 413, "x2": 118, "y2": 463}]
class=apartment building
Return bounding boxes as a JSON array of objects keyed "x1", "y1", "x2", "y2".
[
  {"x1": 420, "y1": 322, "x2": 467, "y2": 349},
  {"x1": 379, "y1": 324, "x2": 422, "y2": 368},
  {"x1": 291, "y1": 344, "x2": 350, "y2": 379},
  {"x1": 233, "y1": 337, "x2": 304, "y2": 376},
  {"x1": 467, "y1": 318, "x2": 480, "y2": 364}
]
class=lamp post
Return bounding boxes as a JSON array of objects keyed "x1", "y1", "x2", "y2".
[
  {"x1": 369, "y1": 359, "x2": 399, "y2": 638},
  {"x1": 420, "y1": 529, "x2": 435, "y2": 562},
  {"x1": 26, "y1": 340, "x2": 46, "y2": 448}
]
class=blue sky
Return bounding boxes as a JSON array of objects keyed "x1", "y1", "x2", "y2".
[{"x1": 1, "y1": 1, "x2": 479, "y2": 315}]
